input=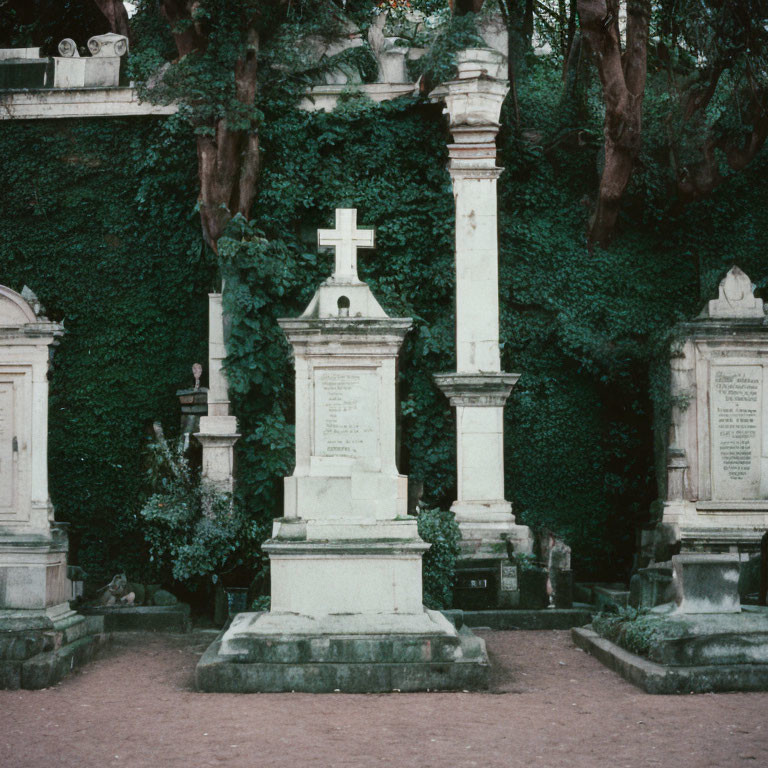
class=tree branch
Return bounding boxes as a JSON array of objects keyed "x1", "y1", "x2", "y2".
[{"x1": 578, "y1": 0, "x2": 650, "y2": 247}]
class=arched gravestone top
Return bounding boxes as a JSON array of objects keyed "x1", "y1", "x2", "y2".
[
  {"x1": 705, "y1": 266, "x2": 765, "y2": 319},
  {"x1": 0, "y1": 284, "x2": 38, "y2": 327}
]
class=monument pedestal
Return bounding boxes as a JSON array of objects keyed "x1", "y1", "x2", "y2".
[{"x1": 196, "y1": 209, "x2": 489, "y2": 692}]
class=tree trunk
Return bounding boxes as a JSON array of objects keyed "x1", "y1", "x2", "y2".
[
  {"x1": 157, "y1": 1, "x2": 261, "y2": 254},
  {"x1": 93, "y1": 0, "x2": 131, "y2": 38},
  {"x1": 578, "y1": 0, "x2": 650, "y2": 247}
]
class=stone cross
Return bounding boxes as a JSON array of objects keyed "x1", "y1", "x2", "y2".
[{"x1": 317, "y1": 208, "x2": 374, "y2": 283}]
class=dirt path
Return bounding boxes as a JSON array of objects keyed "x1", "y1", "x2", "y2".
[{"x1": 1, "y1": 630, "x2": 766, "y2": 768}]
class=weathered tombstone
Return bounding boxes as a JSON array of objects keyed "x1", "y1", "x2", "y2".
[
  {"x1": 0, "y1": 284, "x2": 104, "y2": 689},
  {"x1": 196, "y1": 209, "x2": 489, "y2": 692},
  {"x1": 656, "y1": 266, "x2": 767, "y2": 557}
]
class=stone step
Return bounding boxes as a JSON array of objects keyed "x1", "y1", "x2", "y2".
[
  {"x1": 0, "y1": 629, "x2": 109, "y2": 690},
  {"x1": 196, "y1": 631, "x2": 489, "y2": 693}
]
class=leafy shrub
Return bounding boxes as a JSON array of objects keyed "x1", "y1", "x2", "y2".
[
  {"x1": 417, "y1": 507, "x2": 461, "y2": 610},
  {"x1": 592, "y1": 607, "x2": 665, "y2": 658},
  {"x1": 140, "y1": 435, "x2": 262, "y2": 588}
]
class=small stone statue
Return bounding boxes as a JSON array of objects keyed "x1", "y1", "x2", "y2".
[
  {"x1": 96, "y1": 573, "x2": 135, "y2": 606},
  {"x1": 192, "y1": 362, "x2": 203, "y2": 390}
]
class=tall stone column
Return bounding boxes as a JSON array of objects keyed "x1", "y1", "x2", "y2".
[
  {"x1": 431, "y1": 49, "x2": 532, "y2": 575},
  {"x1": 195, "y1": 293, "x2": 239, "y2": 493}
]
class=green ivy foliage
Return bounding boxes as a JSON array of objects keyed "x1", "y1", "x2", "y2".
[
  {"x1": 418, "y1": 507, "x2": 461, "y2": 610},
  {"x1": 0, "y1": 118, "x2": 210, "y2": 581}
]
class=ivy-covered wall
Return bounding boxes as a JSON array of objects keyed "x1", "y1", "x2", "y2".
[
  {"x1": 0, "y1": 118, "x2": 210, "y2": 579},
  {"x1": 2, "y1": 62, "x2": 768, "y2": 584}
]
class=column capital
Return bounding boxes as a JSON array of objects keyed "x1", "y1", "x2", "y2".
[{"x1": 434, "y1": 372, "x2": 520, "y2": 407}]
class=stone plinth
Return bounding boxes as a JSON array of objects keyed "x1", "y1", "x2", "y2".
[
  {"x1": 196, "y1": 209, "x2": 489, "y2": 691},
  {"x1": 656, "y1": 267, "x2": 768, "y2": 555},
  {"x1": 429, "y1": 51, "x2": 533, "y2": 593},
  {"x1": 673, "y1": 553, "x2": 741, "y2": 614}
]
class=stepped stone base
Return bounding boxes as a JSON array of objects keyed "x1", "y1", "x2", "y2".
[
  {"x1": 573, "y1": 606, "x2": 768, "y2": 694},
  {"x1": 0, "y1": 609, "x2": 109, "y2": 689},
  {"x1": 196, "y1": 609, "x2": 490, "y2": 693}
]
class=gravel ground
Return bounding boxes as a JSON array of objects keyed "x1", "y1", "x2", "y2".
[{"x1": 1, "y1": 629, "x2": 766, "y2": 768}]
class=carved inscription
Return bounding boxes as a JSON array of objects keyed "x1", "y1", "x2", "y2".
[
  {"x1": 314, "y1": 369, "x2": 378, "y2": 459},
  {"x1": 711, "y1": 366, "x2": 762, "y2": 499},
  {"x1": 0, "y1": 381, "x2": 15, "y2": 512}
]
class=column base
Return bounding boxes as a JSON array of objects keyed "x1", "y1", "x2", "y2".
[{"x1": 452, "y1": 512, "x2": 533, "y2": 611}]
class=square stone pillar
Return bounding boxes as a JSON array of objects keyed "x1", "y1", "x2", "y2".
[
  {"x1": 195, "y1": 293, "x2": 239, "y2": 493},
  {"x1": 430, "y1": 50, "x2": 533, "y2": 574}
]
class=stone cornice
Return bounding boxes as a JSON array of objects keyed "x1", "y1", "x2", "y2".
[{"x1": 434, "y1": 371, "x2": 520, "y2": 406}]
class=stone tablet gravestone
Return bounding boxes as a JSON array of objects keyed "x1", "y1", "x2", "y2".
[
  {"x1": 196, "y1": 209, "x2": 489, "y2": 692},
  {"x1": 657, "y1": 266, "x2": 768, "y2": 555},
  {"x1": 0, "y1": 284, "x2": 105, "y2": 689}
]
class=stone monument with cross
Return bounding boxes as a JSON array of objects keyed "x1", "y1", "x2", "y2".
[{"x1": 196, "y1": 208, "x2": 489, "y2": 692}]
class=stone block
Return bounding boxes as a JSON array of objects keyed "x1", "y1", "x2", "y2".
[
  {"x1": 21, "y1": 634, "x2": 101, "y2": 690},
  {"x1": 573, "y1": 625, "x2": 768, "y2": 694},
  {"x1": 458, "y1": 607, "x2": 593, "y2": 631},
  {"x1": 0, "y1": 59, "x2": 52, "y2": 89},
  {"x1": 79, "y1": 604, "x2": 190, "y2": 632},
  {"x1": 552, "y1": 569, "x2": 574, "y2": 609},
  {"x1": 673, "y1": 553, "x2": 741, "y2": 613},
  {"x1": 594, "y1": 586, "x2": 630, "y2": 612},
  {"x1": 629, "y1": 565, "x2": 674, "y2": 609}
]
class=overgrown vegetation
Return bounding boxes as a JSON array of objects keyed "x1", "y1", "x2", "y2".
[
  {"x1": 592, "y1": 607, "x2": 665, "y2": 658},
  {"x1": 1, "y1": 2, "x2": 767, "y2": 595},
  {"x1": 140, "y1": 433, "x2": 265, "y2": 589},
  {"x1": 418, "y1": 508, "x2": 462, "y2": 609}
]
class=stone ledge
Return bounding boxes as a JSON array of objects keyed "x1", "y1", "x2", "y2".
[
  {"x1": 0, "y1": 87, "x2": 177, "y2": 120},
  {"x1": 79, "y1": 603, "x2": 190, "y2": 633},
  {"x1": 572, "y1": 626, "x2": 768, "y2": 694},
  {"x1": 455, "y1": 607, "x2": 593, "y2": 631}
]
